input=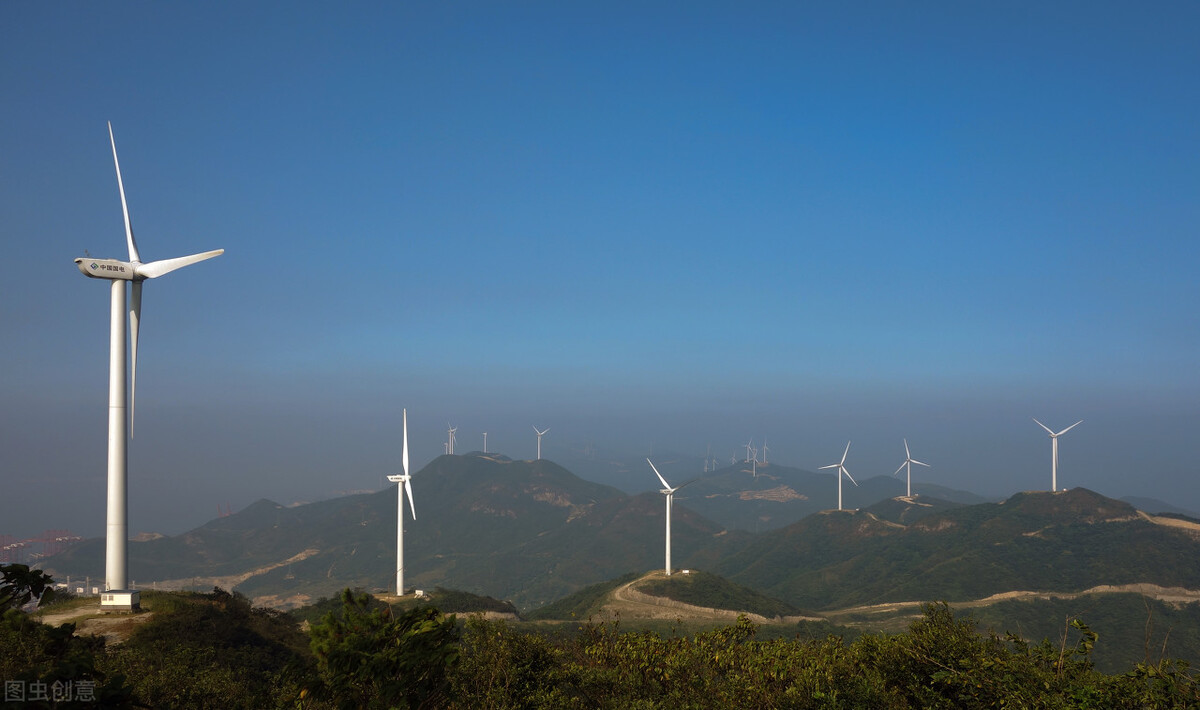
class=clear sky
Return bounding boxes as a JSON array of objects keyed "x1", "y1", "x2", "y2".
[{"x1": 2, "y1": 2, "x2": 1198, "y2": 541}]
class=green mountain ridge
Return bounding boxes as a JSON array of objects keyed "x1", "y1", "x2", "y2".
[
  {"x1": 713, "y1": 488, "x2": 1200, "y2": 610},
  {"x1": 41, "y1": 456, "x2": 1200, "y2": 619}
]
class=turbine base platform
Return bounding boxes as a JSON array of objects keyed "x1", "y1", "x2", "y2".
[{"x1": 100, "y1": 590, "x2": 140, "y2": 612}]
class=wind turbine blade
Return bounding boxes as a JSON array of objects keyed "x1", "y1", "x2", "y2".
[
  {"x1": 1057, "y1": 420, "x2": 1083, "y2": 436},
  {"x1": 404, "y1": 479, "x2": 416, "y2": 521},
  {"x1": 843, "y1": 467, "x2": 858, "y2": 486},
  {"x1": 818, "y1": 463, "x2": 839, "y2": 470},
  {"x1": 912, "y1": 458, "x2": 930, "y2": 467},
  {"x1": 904, "y1": 438, "x2": 911, "y2": 458},
  {"x1": 109, "y1": 122, "x2": 140, "y2": 264},
  {"x1": 647, "y1": 458, "x2": 672, "y2": 490},
  {"x1": 1032, "y1": 418, "x2": 1054, "y2": 435},
  {"x1": 129, "y1": 280, "x2": 142, "y2": 438},
  {"x1": 676, "y1": 477, "x2": 699, "y2": 491},
  {"x1": 893, "y1": 462, "x2": 906, "y2": 477},
  {"x1": 840, "y1": 441, "x2": 851, "y2": 465},
  {"x1": 136, "y1": 249, "x2": 224, "y2": 279},
  {"x1": 402, "y1": 409, "x2": 409, "y2": 476}
]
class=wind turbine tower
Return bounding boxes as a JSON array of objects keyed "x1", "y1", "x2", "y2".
[
  {"x1": 482, "y1": 432, "x2": 488, "y2": 454},
  {"x1": 819, "y1": 441, "x2": 858, "y2": 511},
  {"x1": 1033, "y1": 418, "x2": 1082, "y2": 492},
  {"x1": 75, "y1": 124, "x2": 223, "y2": 611},
  {"x1": 894, "y1": 439, "x2": 930, "y2": 498},
  {"x1": 533, "y1": 426, "x2": 549, "y2": 460},
  {"x1": 386, "y1": 409, "x2": 416, "y2": 596},
  {"x1": 647, "y1": 459, "x2": 693, "y2": 576}
]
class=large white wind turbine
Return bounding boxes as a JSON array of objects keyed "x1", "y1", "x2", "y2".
[
  {"x1": 893, "y1": 439, "x2": 930, "y2": 498},
  {"x1": 819, "y1": 441, "x2": 858, "y2": 511},
  {"x1": 647, "y1": 459, "x2": 694, "y2": 576},
  {"x1": 75, "y1": 123, "x2": 223, "y2": 610},
  {"x1": 387, "y1": 409, "x2": 416, "y2": 596},
  {"x1": 1033, "y1": 418, "x2": 1082, "y2": 492},
  {"x1": 533, "y1": 426, "x2": 549, "y2": 460},
  {"x1": 446, "y1": 424, "x2": 457, "y2": 455}
]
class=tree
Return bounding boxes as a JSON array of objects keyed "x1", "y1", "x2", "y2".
[
  {"x1": 0, "y1": 564, "x2": 57, "y2": 611},
  {"x1": 307, "y1": 590, "x2": 460, "y2": 709}
]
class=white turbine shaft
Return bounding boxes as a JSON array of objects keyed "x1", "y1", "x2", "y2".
[
  {"x1": 106, "y1": 280, "x2": 128, "y2": 591},
  {"x1": 483, "y1": 432, "x2": 488, "y2": 454},
  {"x1": 665, "y1": 491, "x2": 672, "y2": 576}
]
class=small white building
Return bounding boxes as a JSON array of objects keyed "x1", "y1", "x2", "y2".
[{"x1": 100, "y1": 590, "x2": 140, "y2": 612}]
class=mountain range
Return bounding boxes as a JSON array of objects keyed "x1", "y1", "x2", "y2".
[{"x1": 41, "y1": 453, "x2": 1200, "y2": 614}]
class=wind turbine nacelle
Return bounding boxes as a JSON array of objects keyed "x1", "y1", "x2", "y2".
[{"x1": 75, "y1": 258, "x2": 135, "y2": 280}]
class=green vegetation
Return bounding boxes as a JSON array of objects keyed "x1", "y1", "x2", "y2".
[
  {"x1": 970, "y1": 592, "x2": 1200, "y2": 674},
  {"x1": 637, "y1": 570, "x2": 804, "y2": 618},
  {"x1": 0, "y1": 563, "x2": 135, "y2": 707},
  {"x1": 525, "y1": 572, "x2": 641, "y2": 620},
  {"x1": 99, "y1": 588, "x2": 312, "y2": 709},
  {"x1": 289, "y1": 589, "x2": 392, "y2": 627},
  {"x1": 307, "y1": 589, "x2": 460, "y2": 709},
  {"x1": 4, "y1": 574, "x2": 1199, "y2": 708},
  {"x1": 420, "y1": 587, "x2": 518, "y2": 615},
  {"x1": 291, "y1": 587, "x2": 517, "y2": 627},
  {"x1": 716, "y1": 488, "x2": 1200, "y2": 611}
]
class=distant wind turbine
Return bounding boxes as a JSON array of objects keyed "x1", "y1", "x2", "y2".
[
  {"x1": 386, "y1": 409, "x2": 416, "y2": 596},
  {"x1": 75, "y1": 124, "x2": 223, "y2": 610},
  {"x1": 819, "y1": 441, "x2": 858, "y2": 511},
  {"x1": 533, "y1": 426, "x2": 549, "y2": 460},
  {"x1": 482, "y1": 432, "x2": 488, "y2": 454},
  {"x1": 647, "y1": 459, "x2": 694, "y2": 576},
  {"x1": 1033, "y1": 418, "x2": 1082, "y2": 492},
  {"x1": 762, "y1": 438, "x2": 769, "y2": 464},
  {"x1": 893, "y1": 439, "x2": 930, "y2": 498},
  {"x1": 447, "y1": 424, "x2": 457, "y2": 455}
]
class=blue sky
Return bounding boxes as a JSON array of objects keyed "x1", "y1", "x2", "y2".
[{"x1": 2, "y1": 2, "x2": 1198, "y2": 540}]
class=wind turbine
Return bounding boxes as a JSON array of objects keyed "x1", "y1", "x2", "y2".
[
  {"x1": 647, "y1": 459, "x2": 693, "y2": 576},
  {"x1": 446, "y1": 424, "x2": 457, "y2": 455},
  {"x1": 75, "y1": 123, "x2": 223, "y2": 610},
  {"x1": 893, "y1": 439, "x2": 930, "y2": 498},
  {"x1": 819, "y1": 441, "x2": 858, "y2": 511},
  {"x1": 533, "y1": 426, "x2": 549, "y2": 460},
  {"x1": 761, "y1": 438, "x2": 769, "y2": 464},
  {"x1": 482, "y1": 432, "x2": 488, "y2": 454},
  {"x1": 1033, "y1": 418, "x2": 1082, "y2": 492},
  {"x1": 386, "y1": 409, "x2": 416, "y2": 596}
]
